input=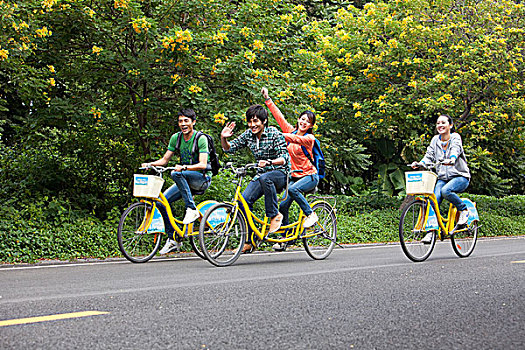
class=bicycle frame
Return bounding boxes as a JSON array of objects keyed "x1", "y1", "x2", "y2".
[
  {"x1": 139, "y1": 193, "x2": 196, "y2": 239},
  {"x1": 415, "y1": 193, "x2": 470, "y2": 239}
]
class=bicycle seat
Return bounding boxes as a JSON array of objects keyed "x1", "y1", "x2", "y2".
[
  {"x1": 304, "y1": 187, "x2": 317, "y2": 195},
  {"x1": 191, "y1": 189, "x2": 206, "y2": 196}
]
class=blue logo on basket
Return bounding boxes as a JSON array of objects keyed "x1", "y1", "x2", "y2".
[
  {"x1": 135, "y1": 176, "x2": 149, "y2": 186},
  {"x1": 407, "y1": 173, "x2": 422, "y2": 183},
  {"x1": 207, "y1": 208, "x2": 227, "y2": 228}
]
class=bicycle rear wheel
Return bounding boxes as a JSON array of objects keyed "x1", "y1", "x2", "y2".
[
  {"x1": 189, "y1": 235, "x2": 206, "y2": 259},
  {"x1": 451, "y1": 221, "x2": 478, "y2": 258},
  {"x1": 117, "y1": 202, "x2": 163, "y2": 263},
  {"x1": 199, "y1": 203, "x2": 247, "y2": 267},
  {"x1": 399, "y1": 199, "x2": 436, "y2": 262},
  {"x1": 303, "y1": 202, "x2": 337, "y2": 260}
]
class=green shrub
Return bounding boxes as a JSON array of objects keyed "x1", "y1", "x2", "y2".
[{"x1": 1, "y1": 193, "x2": 524, "y2": 263}]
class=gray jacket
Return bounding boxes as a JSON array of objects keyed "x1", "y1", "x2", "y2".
[{"x1": 421, "y1": 133, "x2": 470, "y2": 181}]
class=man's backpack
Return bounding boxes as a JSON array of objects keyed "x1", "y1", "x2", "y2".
[
  {"x1": 291, "y1": 131, "x2": 326, "y2": 180},
  {"x1": 174, "y1": 131, "x2": 221, "y2": 176}
]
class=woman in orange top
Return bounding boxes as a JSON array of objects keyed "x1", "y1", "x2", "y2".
[{"x1": 262, "y1": 88, "x2": 319, "y2": 250}]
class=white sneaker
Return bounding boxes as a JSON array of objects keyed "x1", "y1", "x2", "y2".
[
  {"x1": 182, "y1": 208, "x2": 200, "y2": 225},
  {"x1": 272, "y1": 242, "x2": 287, "y2": 251},
  {"x1": 421, "y1": 232, "x2": 434, "y2": 244},
  {"x1": 159, "y1": 238, "x2": 181, "y2": 255},
  {"x1": 457, "y1": 210, "x2": 469, "y2": 225},
  {"x1": 303, "y1": 212, "x2": 319, "y2": 228}
]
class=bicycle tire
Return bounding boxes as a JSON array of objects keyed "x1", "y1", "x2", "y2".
[
  {"x1": 117, "y1": 202, "x2": 163, "y2": 263},
  {"x1": 199, "y1": 203, "x2": 247, "y2": 267},
  {"x1": 302, "y1": 202, "x2": 337, "y2": 260},
  {"x1": 451, "y1": 221, "x2": 478, "y2": 258},
  {"x1": 189, "y1": 235, "x2": 206, "y2": 259},
  {"x1": 399, "y1": 199, "x2": 436, "y2": 262}
]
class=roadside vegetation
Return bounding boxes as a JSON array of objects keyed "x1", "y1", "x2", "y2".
[{"x1": 1, "y1": 0, "x2": 523, "y2": 263}]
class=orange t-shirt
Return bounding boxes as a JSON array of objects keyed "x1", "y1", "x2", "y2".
[{"x1": 265, "y1": 99, "x2": 317, "y2": 177}]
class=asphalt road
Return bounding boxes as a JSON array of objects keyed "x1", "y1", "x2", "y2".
[{"x1": 1, "y1": 237, "x2": 524, "y2": 350}]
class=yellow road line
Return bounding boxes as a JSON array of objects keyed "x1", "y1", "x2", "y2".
[
  {"x1": 511, "y1": 260, "x2": 525, "y2": 264},
  {"x1": 0, "y1": 311, "x2": 109, "y2": 327}
]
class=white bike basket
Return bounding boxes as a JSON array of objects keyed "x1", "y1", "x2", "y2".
[
  {"x1": 133, "y1": 175, "x2": 165, "y2": 198},
  {"x1": 405, "y1": 171, "x2": 437, "y2": 195}
]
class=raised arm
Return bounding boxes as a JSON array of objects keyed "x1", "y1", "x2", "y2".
[{"x1": 262, "y1": 87, "x2": 295, "y2": 133}]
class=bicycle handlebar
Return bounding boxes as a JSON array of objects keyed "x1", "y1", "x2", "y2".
[
  {"x1": 408, "y1": 159, "x2": 449, "y2": 170},
  {"x1": 139, "y1": 165, "x2": 177, "y2": 175}
]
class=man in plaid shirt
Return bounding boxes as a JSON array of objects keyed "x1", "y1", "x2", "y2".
[{"x1": 221, "y1": 105, "x2": 290, "y2": 252}]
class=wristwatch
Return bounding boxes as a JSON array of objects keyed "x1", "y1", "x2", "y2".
[{"x1": 182, "y1": 165, "x2": 187, "y2": 171}]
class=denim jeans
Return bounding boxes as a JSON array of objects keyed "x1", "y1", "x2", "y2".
[
  {"x1": 158, "y1": 170, "x2": 211, "y2": 239},
  {"x1": 434, "y1": 176, "x2": 469, "y2": 212},
  {"x1": 279, "y1": 174, "x2": 319, "y2": 225},
  {"x1": 242, "y1": 170, "x2": 288, "y2": 218}
]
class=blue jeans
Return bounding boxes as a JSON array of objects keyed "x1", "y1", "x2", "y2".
[
  {"x1": 434, "y1": 177, "x2": 469, "y2": 212},
  {"x1": 159, "y1": 170, "x2": 211, "y2": 239},
  {"x1": 242, "y1": 170, "x2": 288, "y2": 218},
  {"x1": 279, "y1": 174, "x2": 319, "y2": 225}
]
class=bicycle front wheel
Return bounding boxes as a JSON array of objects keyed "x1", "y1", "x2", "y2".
[
  {"x1": 117, "y1": 202, "x2": 163, "y2": 263},
  {"x1": 302, "y1": 202, "x2": 337, "y2": 260},
  {"x1": 199, "y1": 203, "x2": 247, "y2": 267},
  {"x1": 399, "y1": 199, "x2": 436, "y2": 262},
  {"x1": 451, "y1": 221, "x2": 478, "y2": 258}
]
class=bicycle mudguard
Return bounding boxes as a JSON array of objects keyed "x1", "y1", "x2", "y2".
[
  {"x1": 198, "y1": 200, "x2": 226, "y2": 229},
  {"x1": 197, "y1": 200, "x2": 219, "y2": 216},
  {"x1": 425, "y1": 204, "x2": 439, "y2": 231},
  {"x1": 462, "y1": 198, "x2": 479, "y2": 225},
  {"x1": 147, "y1": 206, "x2": 165, "y2": 233}
]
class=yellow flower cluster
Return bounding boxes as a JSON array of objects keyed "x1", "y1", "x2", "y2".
[
  {"x1": 12, "y1": 21, "x2": 29, "y2": 32},
  {"x1": 48, "y1": 78, "x2": 55, "y2": 86},
  {"x1": 252, "y1": 40, "x2": 264, "y2": 51},
  {"x1": 240, "y1": 27, "x2": 252, "y2": 38},
  {"x1": 84, "y1": 7, "x2": 95, "y2": 17},
  {"x1": 437, "y1": 94, "x2": 452, "y2": 102},
  {"x1": 277, "y1": 89, "x2": 293, "y2": 100},
  {"x1": 244, "y1": 50, "x2": 256, "y2": 63},
  {"x1": 36, "y1": 26, "x2": 52, "y2": 38},
  {"x1": 42, "y1": 0, "x2": 55, "y2": 9},
  {"x1": 128, "y1": 69, "x2": 140, "y2": 76},
  {"x1": 0, "y1": 49, "x2": 9, "y2": 61},
  {"x1": 280, "y1": 14, "x2": 293, "y2": 24},
  {"x1": 114, "y1": 0, "x2": 129, "y2": 9},
  {"x1": 171, "y1": 74, "x2": 180, "y2": 84},
  {"x1": 213, "y1": 31, "x2": 228, "y2": 45},
  {"x1": 188, "y1": 85, "x2": 202, "y2": 94},
  {"x1": 132, "y1": 17, "x2": 151, "y2": 34},
  {"x1": 48, "y1": 65, "x2": 55, "y2": 73},
  {"x1": 213, "y1": 112, "x2": 227, "y2": 125},
  {"x1": 387, "y1": 39, "x2": 398, "y2": 49},
  {"x1": 161, "y1": 30, "x2": 192, "y2": 51},
  {"x1": 90, "y1": 107, "x2": 102, "y2": 121},
  {"x1": 92, "y1": 46, "x2": 102, "y2": 55}
]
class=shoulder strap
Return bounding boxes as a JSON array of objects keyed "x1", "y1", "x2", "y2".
[
  {"x1": 192, "y1": 131, "x2": 203, "y2": 155},
  {"x1": 174, "y1": 132, "x2": 183, "y2": 152}
]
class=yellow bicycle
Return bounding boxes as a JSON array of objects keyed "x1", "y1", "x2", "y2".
[
  {"x1": 198, "y1": 163, "x2": 337, "y2": 267},
  {"x1": 117, "y1": 166, "x2": 216, "y2": 263},
  {"x1": 399, "y1": 162, "x2": 479, "y2": 262}
]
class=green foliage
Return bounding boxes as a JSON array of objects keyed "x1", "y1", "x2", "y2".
[
  {"x1": 1, "y1": 192, "x2": 523, "y2": 263},
  {"x1": 0, "y1": 0, "x2": 524, "y2": 228}
]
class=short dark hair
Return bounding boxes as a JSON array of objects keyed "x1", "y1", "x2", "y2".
[
  {"x1": 179, "y1": 108, "x2": 197, "y2": 121},
  {"x1": 245, "y1": 105, "x2": 268, "y2": 125}
]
